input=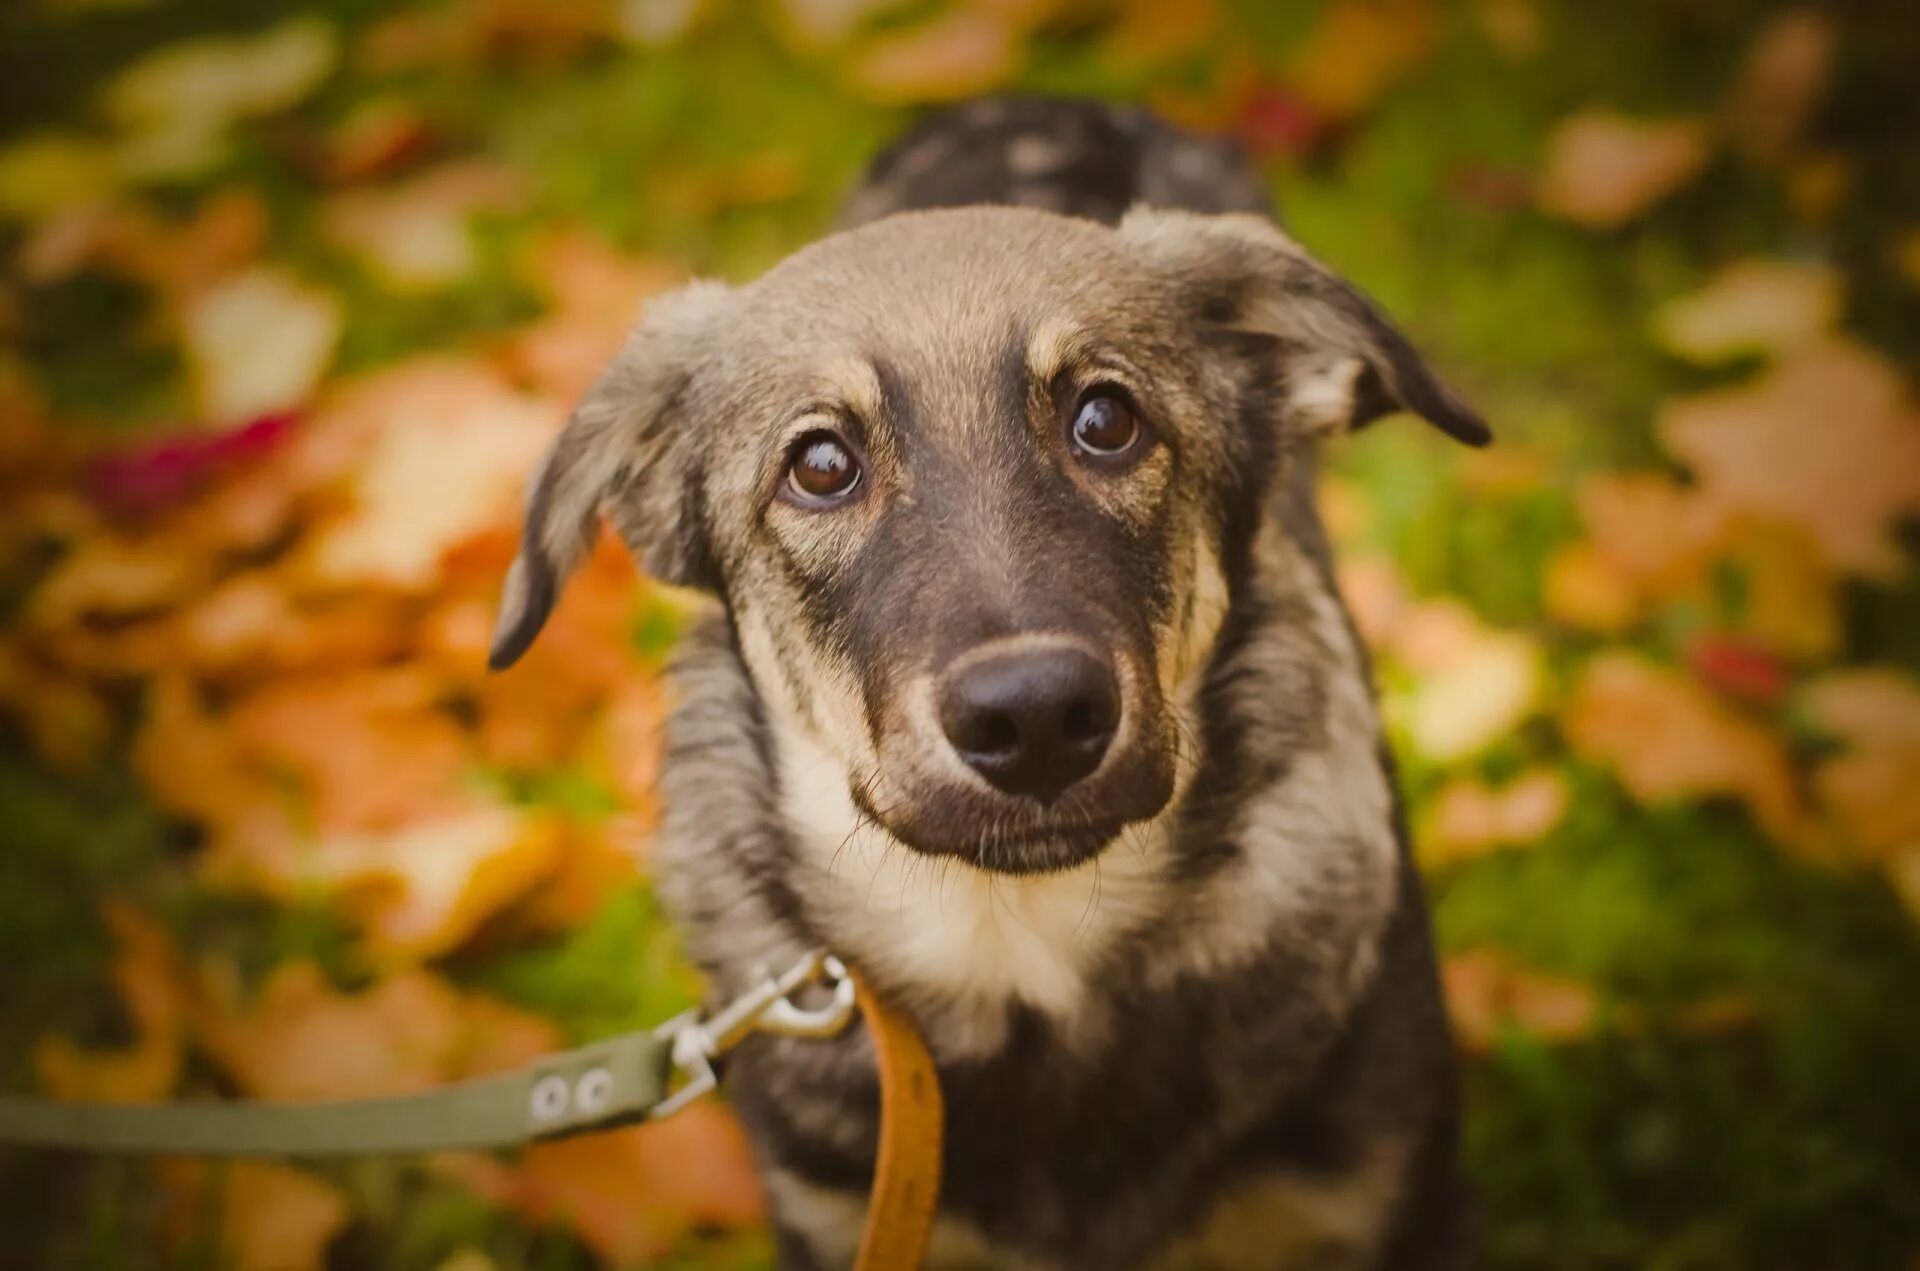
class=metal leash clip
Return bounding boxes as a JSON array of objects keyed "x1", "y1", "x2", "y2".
[{"x1": 650, "y1": 950, "x2": 856, "y2": 1119}]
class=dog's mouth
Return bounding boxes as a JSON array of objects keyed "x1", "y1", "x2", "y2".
[{"x1": 848, "y1": 766, "x2": 1171, "y2": 876}]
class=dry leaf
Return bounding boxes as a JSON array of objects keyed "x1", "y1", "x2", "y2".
[
  {"x1": 1285, "y1": 0, "x2": 1437, "y2": 121},
  {"x1": 1573, "y1": 471, "x2": 1725, "y2": 602},
  {"x1": 0, "y1": 644, "x2": 114, "y2": 771},
  {"x1": 1718, "y1": 516, "x2": 1840, "y2": 660},
  {"x1": 156, "y1": 1161, "x2": 348, "y2": 1271},
  {"x1": 33, "y1": 902, "x2": 188, "y2": 1102},
  {"x1": 323, "y1": 160, "x2": 524, "y2": 291},
  {"x1": 1802, "y1": 669, "x2": 1920, "y2": 860},
  {"x1": 0, "y1": 132, "x2": 122, "y2": 220},
  {"x1": 1650, "y1": 258, "x2": 1843, "y2": 365},
  {"x1": 29, "y1": 535, "x2": 209, "y2": 626},
  {"x1": 298, "y1": 361, "x2": 557, "y2": 590},
  {"x1": 440, "y1": 1102, "x2": 764, "y2": 1265},
  {"x1": 852, "y1": 10, "x2": 1018, "y2": 103},
  {"x1": 99, "y1": 17, "x2": 338, "y2": 135},
  {"x1": 197, "y1": 962, "x2": 558, "y2": 1099},
  {"x1": 1722, "y1": 9, "x2": 1834, "y2": 165},
  {"x1": 1659, "y1": 339, "x2": 1920, "y2": 579},
  {"x1": 1565, "y1": 652, "x2": 1806, "y2": 845},
  {"x1": 1537, "y1": 110, "x2": 1709, "y2": 229},
  {"x1": 184, "y1": 267, "x2": 343, "y2": 425},
  {"x1": 1391, "y1": 606, "x2": 1542, "y2": 763},
  {"x1": 1442, "y1": 950, "x2": 1597, "y2": 1052},
  {"x1": 1422, "y1": 769, "x2": 1569, "y2": 867},
  {"x1": 502, "y1": 230, "x2": 684, "y2": 402},
  {"x1": 1543, "y1": 542, "x2": 1638, "y2": 634}
]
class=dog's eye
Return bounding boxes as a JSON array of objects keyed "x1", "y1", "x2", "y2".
[
  {"x1": 784, "y1": 431, "x2": 862, "y2": 503},
  {"x1": 1069, "y1": 393, "x2": 1142, "y2": 459}
]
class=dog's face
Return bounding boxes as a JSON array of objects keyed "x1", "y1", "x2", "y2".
[{"x1": 491, "y1": 207, "x2": 1485, "y2": 874}]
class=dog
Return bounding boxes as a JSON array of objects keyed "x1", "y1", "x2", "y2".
[{"x1": 490, "y1": 97, "x2": 1485, "y2": 1270}]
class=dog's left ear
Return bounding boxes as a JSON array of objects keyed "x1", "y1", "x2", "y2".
[
  {"x1": 489, "y1": 280, "x2": 733, "y2": 671},
  {"x1": 1120, "y1": 208, "x2": 1490, "y2": 446}
]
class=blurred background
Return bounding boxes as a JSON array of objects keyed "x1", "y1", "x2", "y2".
[{"x1": 2, "y1": 0, "x2": 1918, "y2": 1267}]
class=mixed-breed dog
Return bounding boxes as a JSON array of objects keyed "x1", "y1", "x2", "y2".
[{"x1": 491, "y1": 97, "x2": 1490, "y2": 1269}]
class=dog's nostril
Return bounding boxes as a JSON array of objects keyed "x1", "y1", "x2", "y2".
[
  {"x1": 937, "y1": 644, "x2": 1121, "y2": 803},
  {"x1": 977, "y1": 713, "x2": 1020, "y2": 757}
]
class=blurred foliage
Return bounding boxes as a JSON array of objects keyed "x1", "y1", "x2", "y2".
[{"x1": 1, "y1": 0, "x2": 1918, "y2": 1268}]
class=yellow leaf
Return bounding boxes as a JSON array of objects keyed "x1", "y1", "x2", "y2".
[
  {"x1": 1397, "y1": 616, "x2": 1541, "y2": 763},
  {"x1": 184, "y1": 267, "x2": 342, "y2": 424},
  {"x1": 1802, "y1": 669, "x2": 1920, "y2": 860},
  {"x1": 1659, "y1": 339, "x2": 1920, "y2": 580},
  {"x1": 0, "y1": 132, "x2": 122, "y2": 220},
  {"x1": 1537, "y1": 111, "x2": 1709, "y2": 229},
  {"x1": 1565, "y1": 653, "x2": 1807, "y2": 846},
  {"x1": 1650, "y1": 258, "x2": 1843, "y2": 365},
  {"x1": 1543, "y1": 542, "x2": 1638, "y2": 634}
]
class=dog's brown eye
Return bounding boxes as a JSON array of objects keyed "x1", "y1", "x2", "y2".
[
  {"x1": 1070, "y1": 393, "x2": 1141, "y2": 458},
  {"x1": 785, "y1": 432, "x2": 861, "y2": 503}
]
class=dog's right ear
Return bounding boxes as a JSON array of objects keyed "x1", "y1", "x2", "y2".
[{"x1": 489, "y1": 281, "x2": 733, "y2": 671}]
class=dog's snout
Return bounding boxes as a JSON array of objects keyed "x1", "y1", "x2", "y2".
[{"x1": 937, "y1": 644, "x2": 1120, "y2": 802}]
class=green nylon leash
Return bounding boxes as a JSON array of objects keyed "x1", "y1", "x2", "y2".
[{"x1": 0, "y1": 950, "x2": 852, "y2": 1158}]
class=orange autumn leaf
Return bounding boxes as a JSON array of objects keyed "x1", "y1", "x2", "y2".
[
  {"x1": 28, "y1": 535, "x2": 210, "y2": 627},
  {"x1": 297, "y1": 361, "x2": 559, "y2": 590},
  {"x1": 440, "y1": 1102, "x2": 764, "y2": 1266},
  {"x1": 1543, "y1": 542, "x2": 1638, "y2": 634},
  {"x1": 0, "y1": 643, "x2": 113, "y2": 771},
  {"x1": 1536, "y1": 110, "x2": 1709, "y2": 229},
  {"x1": 1442, "y1": 949, "x2": 1597, "y2": 1053},
  {"x1": 1721, "y1": 9, "x2": 1835, "y2": 166},
  {"x1": 224, "y1": 667, "x2": 471, "y2": 832},
  {"x1": 34, "y1": 902, "x2": 189, "y2": 1103},
  {"x1": 1565, "y1": 652, "x2": 1807, "y2": 846},
  {"x1": 502, "y1": 230, "x2": 687, "y2": 401},
  {"x1": 196, "y1": 962, "x2": 559, "y2": 1100},
  {"x1": 1421, "y1": 769, "x2": 1570, "y2": 867},
  {"x1": 1801, "y1": 669, "x2": 1920, "y2": 861},
  {"x1": 851, "y1": 10, "x2": 1019, "y2": 104},
  {"x1": 1659, "y1": 339, "x2": 1920, "y2": 581},
  {"x1": 1383, "y1": 600, "x2": 1543, "y2": 763},
  {"x1": 1284, "y1": 0, "x2": 1437, "y2": 121},
  {"x1": 156, "y1": 1160, "x2": 347, "y2": 1271}
]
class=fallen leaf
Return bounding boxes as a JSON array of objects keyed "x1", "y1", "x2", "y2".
[
  {"x1": 33, "y1": 902, "x2": 188, "y2": 1102},
  {"x1": 316, "y1": 97, "x2": 438, "y2": 183},
  {"x1": 617, "y1": 0, "x2": 707, "y2": 46},
  {"x1": 1659, "y1": 339, "x2": 1920, "y2": 579},
  {"x1": 1442, "y1": 950, "x2": 1597, "y2": 1052},
  {"x1": 1721, "y1": 9, "x2": 1834, "y2": 165},
  {"x1": 1718, "y1": 516, "x2": 1840, "y2": 660},
  {"x1": 85, "y1": 410, "x2": 295, "y2": 518},
  {"x1": 184, "y1": 267, "x2": 343, "y2": 425},
  {"x1": 0, "y1": 132, "x2": 122, "y2": 220},
  {"x1": 156, "y1": 1160, "x2": 347, "y2": 1271},
  {"x1": 1396, "y1": 611, "x2": 1542, "y2": 763},
  {"x1": 1474, "y1": 0, "x2": 1541, "y2": 58},
  {"x1": 1543, "y1": 542, "x2": 1638, "y2": 634},
  {"x1": 0, "y1": 644, "x2": 114, "y2": 771},
  {"x1": 1565, "y1": 652, "x2": 1807, "y2": 845},
  {"x1": 98, "y1": 17, "x2": 338, "y2": 137},
  {"x1": 323, "y1": 160, "x2": 524, "y2": 291},
  {"x1": 852, "y1": 10, "x2": 1018, "y2": 103},
  {"x1": 439, "y1": 1102, "x2": 763, "y2": 1265},
  {"x1": 775, "y1": 0, "x2": 908, "y2": 46},
  {"x1": 1574, "y1": 471, "x2": 1724, "y2": 598},
  {"x1": 1284, "y1": 0, "x2": 1436, "y2": 121},
  {"x1": 1801, "y1": 669, "x2": 1920, "y2": 861},
  {"x1": 196, "y1": 962, "x2": 558, "y2": 1099},
  {"x1": 28, "y1": 535, "x2": 209, "y2": 626},
  {"x1": 501, "y1": 230, "x2": 684, "y2": 401},
  {"x1": 298, "y1": 361, "x2": 557, "y2": 590},
  {"x1": 1537, "y1": 110, "x2": 1709, "y2": 229},
  {"x1": 1650, "y1": 258, "x2": 1843, "y2": 364},
  {"x1": 1685, "y1": 633, "x2": 1789, "y2": 706},
  {"x1": 1422, "y1": 769, "x2": 1569, "y2": 867}
]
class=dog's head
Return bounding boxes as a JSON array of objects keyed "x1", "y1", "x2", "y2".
[{"x1": 491, "y1": 207, "x2": 1485, "y2": 874}]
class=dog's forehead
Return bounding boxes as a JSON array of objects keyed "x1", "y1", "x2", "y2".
[{"x1": 738, "y1": 206, "x2": 1139, "y2": 364}]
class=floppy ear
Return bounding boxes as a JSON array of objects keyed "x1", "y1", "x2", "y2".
[
  {"x1": 489, "y1": 281, "x2": 733, "y2": 671},
  {"x1": 1119, "y1": 208, "x2": 1490, "y2": 446}
]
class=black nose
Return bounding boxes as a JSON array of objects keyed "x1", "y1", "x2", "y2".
[{"x1": 937, "y1": 645, "x2": 1121, "y2": 802}]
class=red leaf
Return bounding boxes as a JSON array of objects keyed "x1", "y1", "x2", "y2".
[
  {"x1": 85, "y1": 412, "x2": 297, "y2": 518},
  {"x1": 1686, "y1": 633, "x2": 1790, "y2": 706}
]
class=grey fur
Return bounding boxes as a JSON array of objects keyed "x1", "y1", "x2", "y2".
[{"x1": 493, "y1": 97, "x2": 1480, "y2": 1269}]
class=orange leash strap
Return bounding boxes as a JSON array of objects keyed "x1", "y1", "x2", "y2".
[{"x1": 850, "y1": 972, "x2": 944, "y2": 1271}]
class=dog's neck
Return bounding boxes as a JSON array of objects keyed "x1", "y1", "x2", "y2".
[{"x1": 655, "y1": 515, "x2": 1401, "y2": 1061}]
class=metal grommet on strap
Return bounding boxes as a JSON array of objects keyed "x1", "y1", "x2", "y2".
[
  {"x1": 529, "y1": 1074, "x2": 570, "y2": 1123},
  {"x1": 574, "y1": 1067, "x2": 614, "y2": 1116}
]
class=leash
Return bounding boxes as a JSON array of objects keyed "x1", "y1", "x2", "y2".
[{"x1": 0, "y1": 950, "x2": 943, "y2": 1270}]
